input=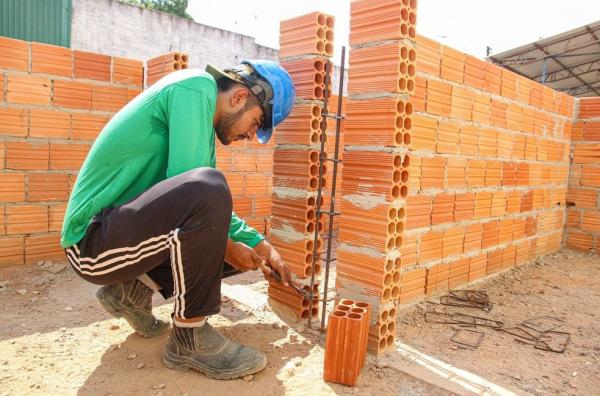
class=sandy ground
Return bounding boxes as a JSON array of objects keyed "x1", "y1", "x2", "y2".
[{"x1": 0, "y1": 249, "x2": 598, "y2": 395}]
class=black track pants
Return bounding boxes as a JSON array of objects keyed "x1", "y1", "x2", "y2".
[{"x1": 64, "y1": 168, "x2": 238, "y2": 319}]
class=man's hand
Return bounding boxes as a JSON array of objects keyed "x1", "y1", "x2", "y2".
[
  {"x1": 253, "y1": 240, "x2": 293, "y2": 287},
  {"x1": 225, "y1": 239, "x2": 263, "y2": 272}
]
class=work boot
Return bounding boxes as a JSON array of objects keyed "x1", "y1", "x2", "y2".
[
  {"x1": 96, "y1": 279, "x2": 169, "y2": 337},
  {"x1": 162, "y1": 321, "x2": 267, "y2": 380}
]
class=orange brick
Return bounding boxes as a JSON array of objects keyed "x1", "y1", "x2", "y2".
[
  {"x1": 467, "y1": 159, "x2": 485, "y2": 187},
  {"x1": 459, "y1": 124, "x2": 479, "y2": 156},
  {"x1": 407, "y1": 156, "x2": 421, "y2": 192},
  {"x1": 566, "y1": 230, "x2": 593, "y2": 251},
  {"x1": 436, "y1": 120, "x2": 460, "y2": 154},
  {"x1": 29, "y1": 109, "x2": 71, "y2": 139},
  {"x1": 413, "y1": 75, "x2": 426, "y2": 112},
  {"x1": 464, "y1": 223, "x2": 483, "y2": 252},
  {"x1": 411, "y1": 114, "x2": 437, "y2": 152},
  {"x1": 511, "y1": 134, "x2": 526, "y2": 160},
  {"x1": 246, "y1": 174, "x2": 270, "y2": 195},
  {"x1": 566, "y1": 188, "x2": 598, "y2": 210},
  {"x1": 0, "y1": 173, "x2": 25, "y2": 202},
  {"x1": 74, "y1": 50, "x2": 111, "y2": 82},
  {"x1": 31, "y1": 42, "x2": 73, "y2": 77},
  {"x1": 49, "y1": 203, "x2": 67, "y2": 232},
  {"x1": 5, "y1": 205, "x2": 48, "y2": 234},
  {"x1": 474, "y1": 191, "x2": 493, "y2": 219},
  {"x1": 0, "y1": 37, "x2": 29, "y2": 71},
  {"x1": 49, "y1": 143, "x2": 89, "y2": 170},
  {"x1": 112, "y1": 57, "x2": 144, "y2": 87},
  {"x1": 406, "y1": 195, "x2": 432, "y2": 229},
  {"x1": 581, "y1": 166, "x2": 600, "y2": 187},
  {"x1": 485, "y1": 160, "x2": 502, "y2": 186},
  {"x1": 581, "y1": 212, "x2": 600, "y2": 233},
  {"x1": 446, "y1": 157, "x2": 467, "y2": 188},
  {"x1": 500, "y1": 69, "x2": 517, "y2": 100},
  {"x1": 450, "y1": 85, "x2": 473, "y2": 121},
  {"x1": 426, "y1": 79, "x2": 451, "y2": 117},
  {"x1": 454, "y1": 192, "x2": 475, "y2": 222},
  {"x1": 92, "y1": 85, "x2": 127, "y2": 112},
  {"x1": 442, "y1": 226, "x2": 465, "y2": 257},
  {"x1": 224, "y1": 172, "x2": 244, "y2": 195},
  {"x1": 232, "y1": 152, "x2": 258, "y2": 172},
  {"x1": 491, "y1": 191, "x2": 507, "y2": 217},
  {"x1": 440, "y1": 45, "x2": 464, "y2": 83},
  {"x1": 463, "y1": 54, "x2": 485, "y2": 90},
  {"x1": 472, "y1": 92, "x2": 491, "y2": 125},
  {"x1": 127, "y1": 88, "x2": 142, "y2": 102},
  {"x1": 27, "y1": 173, "x2": 70, "y2": 202},
  {"x1": 0, "y1": 107, "x2": 28, "y2": 137},
  {"x1": 498, "y1": 218, "x2": 513, "y2": 244},
  {"x1": 516, "y1": 76, "x2": 531, "y2": 105},
  {"x1": 7, "y1": 74, "x2": 51, "y2": 105},
  {"x1": 25, "y1": 233, "x2": 64, "y2": 264},
  {"x1": 490, "y1": 99, "x2": 507, "y2": 128},
  {"x1": 483, "y1": 63, "x2": 501, "y2": 95},
  {"x1": 481, "y1": 220, "x2": 499, "y2": 249},
  {"x1": 431, "y1": 193, "x2": 454, "y2": 225},
  {"x1": 419, "y1": 230, "x2": 443, "y2": 263},
  {"x1": 53, "y1": 80, "x2": 93, "y2": 110},
  {"x1": 6, "y1": 141, "x2": 49, "y2": 171},
  {"x1": 0, "y1": 75, "x2": 4, "y2": 102},
  {"x1": 421, "y1": 157, "x2": 445, "y2": 190},
  {"x1": 254, "y1": 197, "x2": 271, "y2": 217},
  {"x1": 71, "y1": 113, "x2": 108, "y2": 141},
  {"x1": 416, "y1": 35, "x2": 441, "y2": 76},
  {"x1": 233, "y1": 197, "x2": 252, "y2": 217},
  {"x1": 0, "y1": 236, "x2": 24, "y2": 267}
]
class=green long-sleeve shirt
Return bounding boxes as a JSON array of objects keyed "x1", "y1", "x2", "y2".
[{"x1": 61, "y1": 69, "x2": 264, "y2": 249}]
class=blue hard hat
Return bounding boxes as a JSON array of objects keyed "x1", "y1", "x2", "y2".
[
  {"x1": 207, "y1": 60, "x2": 295, "y2": 144},
  {"x1": 242, "y1": 60, "x2": 296, "y2": 143}
]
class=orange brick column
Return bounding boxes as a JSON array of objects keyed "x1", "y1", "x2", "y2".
[
  {"x1": 267, "y1": 12, "x2": 335, "y2": 321},
  {"x1": 0, "y1": 36, "x2": 143, "y2": 267},
  {"x1": 145, "y1": 52, "x2": 189, "y2": 87},
  {"x1": 565, "y1": 97, "x2": 600, "y2": 253},
  {"x1": 336, "y1": 0, "x2": 418, "y2": 355}
]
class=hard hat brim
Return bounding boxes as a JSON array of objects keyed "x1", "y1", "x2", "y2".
[
  {"x1": 205, "y1": 64, "x2": 237, "y2": 82},
  {"x1": 257, "y1": 127, "x2": 273, "y2": 144}
]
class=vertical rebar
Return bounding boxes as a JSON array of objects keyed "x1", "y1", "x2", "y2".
[
  {"x1": 307, "y1": 58, "x2": 332, "y2": 329},
  {"x1": 319, "y1": 46, "x2": 346, "y2": 331}
]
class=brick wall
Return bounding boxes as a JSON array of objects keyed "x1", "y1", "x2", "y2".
[
  {"x1": 565, "y1": 97, "x2": 600, "y2": 252},
  {"x1": 406, "y1": 34, "x2": 575, "y2": 299},
  {"x1": 0, "y1": 35, "x2": 273, "y2": 268}
]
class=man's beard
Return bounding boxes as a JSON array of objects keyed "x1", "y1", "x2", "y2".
[{"x1": 215, "y1": 109, "x2": 244, "y2": 145}]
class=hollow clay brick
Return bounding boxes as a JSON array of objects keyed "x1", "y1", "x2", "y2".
[{"x1": 31, "y1": 42, "x2": 73, "y2": 77}]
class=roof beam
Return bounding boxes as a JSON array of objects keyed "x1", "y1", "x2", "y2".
[
  {"x1": 531, "y1": 57, "x2": 600, "y2": 80},
  {"x1": 491, "y1": 26, "x2": 600, "y2": 59},
  {"x1": 538, "y1": 60, "x2": 600, "y2": 84},
  {"x1": 534, "y1": 42, "x2": 600, "y2": 96}
]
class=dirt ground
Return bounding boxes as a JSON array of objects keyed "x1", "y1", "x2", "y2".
[{"x1": 0, "y1": 249, "x2": 598, "y2": 395}]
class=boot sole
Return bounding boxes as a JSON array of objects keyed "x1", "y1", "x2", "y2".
[
  {"x1": 96, "y1": 287, "x2": 168, "y2": 338},
  {"x1": 162, "y1": 347, "x2": 267, "y2": 380}
]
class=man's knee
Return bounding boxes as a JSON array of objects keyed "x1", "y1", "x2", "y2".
[{"x1": 182, "y1": 168, "x2": 232, "y2": 214}]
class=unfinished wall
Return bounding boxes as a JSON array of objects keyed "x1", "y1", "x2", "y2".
[
  {"x1": 565, "y1": 97, "x2": 600, "y2": 253},
  {"x1": 405, "y1": 35, "x2": 574, "y2": 299},
  {"x1": 0, "y1": 35, "x2": 273, "y2": 268},
  {"x1": 70, "y1": 0, "x2": 278, "y2": 70}
]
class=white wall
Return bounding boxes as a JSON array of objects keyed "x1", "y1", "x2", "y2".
[{"x1": 70, "y1": 0, "x2": 278, "y2": 69}]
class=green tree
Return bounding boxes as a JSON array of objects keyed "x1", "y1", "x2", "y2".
[{"x1": 120, "y1": 0, "x2": 193, "y2": 20}]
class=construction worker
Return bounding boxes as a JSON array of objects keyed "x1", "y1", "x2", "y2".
[{"x1": 61, "y1": 60, "x2": 296, "y2": 380}]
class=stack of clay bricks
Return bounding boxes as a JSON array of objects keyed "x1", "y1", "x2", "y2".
[
  {"x1": 266, "y1": 11, "x2": 335, "y2": 321},
  {"x1": 323, "y1": 299, "x2": 371, "y2": 385},
  {"x1": 565, "y1": 97, "x2": 600, "y2": 253},
  {"x1": 403, "y1": 31, "x2": 574, "y2": 299},
  {"x1": 335, "y1": 0, "x2": 418, "y2": 355},
  {"x1": 146, "y1": 52, "x2": 188, "y2": 87},
  {"x1": 0, "y1": 36, "x2": 143, "y2": 267}
]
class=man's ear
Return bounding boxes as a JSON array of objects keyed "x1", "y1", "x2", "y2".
[{"x1": 230, "y1": 87, "x2": 249, "y2": 108}]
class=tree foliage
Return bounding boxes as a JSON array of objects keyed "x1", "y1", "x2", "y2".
[{"x1": 120, "y1": 0, "x2": 193, "y2": 20}]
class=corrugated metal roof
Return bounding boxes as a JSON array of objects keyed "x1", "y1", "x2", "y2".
[
  {"x1": 488, "y1": 20, "x2": 600, "y2": 97},
  {"x1": 0, "y1": 0, "x2": 72, "y2": 47}
]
